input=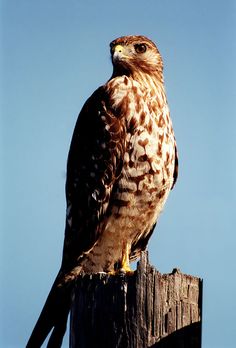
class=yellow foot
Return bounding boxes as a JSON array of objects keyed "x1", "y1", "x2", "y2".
[
  {"x1": 118, "y1": 265, "x2": 134, "y2": 275},
  {"x1": 118, "y1": 243, "x2": 134, "y2": 274},
  {"x1": 108, "y1": 267, "x2": 134, "y2": 275},
  {"x1": 108, "y1": 243, "x2": 134, "y2": 275},
  {"x1": 108, "y1": 267, "x2": 134, "y2": 276}
]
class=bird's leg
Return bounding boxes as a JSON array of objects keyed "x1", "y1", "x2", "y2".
[
  {"x1": 109, "y1": 243, "x2": 134, "y2": 275},
  {"x1": 119, "y1": 242, "x2": 133, "y2": 274}
]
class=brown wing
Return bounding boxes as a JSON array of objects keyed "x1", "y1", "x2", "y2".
[{"x1": 61, "y1": 86, "x2": 126, "y2": 273}]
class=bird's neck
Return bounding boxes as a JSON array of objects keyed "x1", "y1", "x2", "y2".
[
  {"x1": 130, "y1": 71, "x2": 167, "y2": 106},
  {"x1": 133, "y1": 70, "x2": 164, "y2": 89},
  {"x1": 107, "y1": 70, "x2": 167, "y2": 108},
  {"x1": 112, "y1": 66, "x2": 164, "y2": 86}
]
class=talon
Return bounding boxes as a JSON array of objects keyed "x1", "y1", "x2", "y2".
[{"x1": 118, "y1": 266, "x2": 134, "y2": 275}]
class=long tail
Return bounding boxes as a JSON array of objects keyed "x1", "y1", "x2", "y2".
[{"x1": 26, "y1": 273, "x2": 72, "y2": 348}]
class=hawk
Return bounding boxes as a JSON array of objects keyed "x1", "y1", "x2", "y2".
[{"x1": 27, "y1": 35, "x2": 178, "y2": 347}]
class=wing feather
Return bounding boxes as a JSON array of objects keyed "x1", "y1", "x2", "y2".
[{"x1": 61, "y1": 86, "x2": 126, "y2": 273}]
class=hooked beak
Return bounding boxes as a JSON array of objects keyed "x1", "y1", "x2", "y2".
[{"x1": 111, "y1": 44, "x2": 127, "y2": 63}]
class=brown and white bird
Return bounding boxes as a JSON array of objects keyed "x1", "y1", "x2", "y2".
[{"x1": 27, "y1": 35, "x2": 178, "y2": 347}]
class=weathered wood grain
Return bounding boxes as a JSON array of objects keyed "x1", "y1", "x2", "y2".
[{"x1": 70, "y1": 251, "x2": 202, "y2": 348}]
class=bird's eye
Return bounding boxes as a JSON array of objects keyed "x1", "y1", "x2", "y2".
[{"x1": 134, "y1": 43, "x2": 147, "y2": 54}]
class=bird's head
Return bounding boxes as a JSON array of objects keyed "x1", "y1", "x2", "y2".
[{"x1": 110, "y1": 35, "x2": 163, "y2": 79}]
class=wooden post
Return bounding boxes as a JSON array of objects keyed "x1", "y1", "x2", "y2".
[{"x1": 70, "y1": 252, "x2": 202, "y2": 347}]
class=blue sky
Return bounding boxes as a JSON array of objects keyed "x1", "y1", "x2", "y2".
[{"x1": 1, "y1": 0, "x2": 235, "y2": 347}]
